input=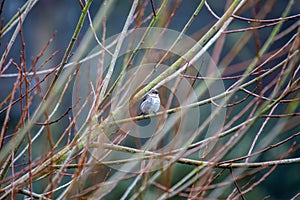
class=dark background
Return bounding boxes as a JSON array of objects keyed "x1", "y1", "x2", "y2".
[{"x1": 1, "y1": 1, "x2": 299, "y2": 199}]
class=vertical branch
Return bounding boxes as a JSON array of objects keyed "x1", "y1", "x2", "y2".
[
  {"x1": 43, "y1": 0, "x2": 93, "y2": 100},
  {"x1": 98, "y1": 0, "x2": 139, "y2": 100},
  {"x1": 0, "y1": 0, "x2": 38, "y2": 70}
]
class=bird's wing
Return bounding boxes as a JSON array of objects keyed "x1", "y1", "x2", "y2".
[{"x1": 142, "y1": 94, "x2": 149, "y2": 102}]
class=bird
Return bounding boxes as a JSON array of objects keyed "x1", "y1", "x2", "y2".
[{"x1": 139, "y1": 89, "x2": 160, "y2": 115}]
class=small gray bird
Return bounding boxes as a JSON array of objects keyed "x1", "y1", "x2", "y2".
[{"x1": 140, "y1": 89, "x2": 160, "y2": 114}]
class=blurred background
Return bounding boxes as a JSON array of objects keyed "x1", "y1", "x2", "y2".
[{"x1": 0, "y1": 0, "x2": 300, "y2": 199}]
